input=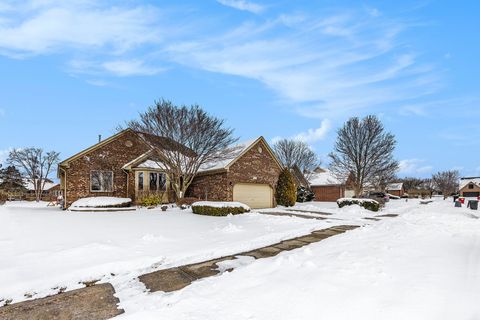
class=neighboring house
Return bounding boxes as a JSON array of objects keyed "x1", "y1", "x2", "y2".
[
  {"x1": 386, "y1": 182, "x2": 405, "y2": 197},
  {"x1": 58, "y1": 129, "x2": 282, "y2": 209},
  {"x1": 459, "y1": 177, "x2": 480, "y2": 198},
  {"x1": 308, "y1": 168, "x2": 353, "y2": 202},
  {"x1": 24, "y1": 179, "x2": 59, "y2": 200},
  {"x1": 289, "y1": 165, "x2": 310, "y2": 189}
]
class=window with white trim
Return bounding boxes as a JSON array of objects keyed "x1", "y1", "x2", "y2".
[
  {"x1": 149, "y1": 172, "x2": 167, "y2": 191},
  {"x1": 90, "y1": 171, "x2": 114, "y2": 192}
]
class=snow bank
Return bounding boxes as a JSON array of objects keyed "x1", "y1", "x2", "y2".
[
  {"x1": 192, "y1": 201, "x2": 250, "y2": 211},
  {"x1": 337, "y1": 198, "x2": 379, "y2": 204},
  {"x1": 70, "y1": 197, "x2": 132, "y2": 208}
]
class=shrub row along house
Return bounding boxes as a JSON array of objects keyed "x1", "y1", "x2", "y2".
[{"x1": 58, "y1": 129, "x2": 283, "y2": 209}]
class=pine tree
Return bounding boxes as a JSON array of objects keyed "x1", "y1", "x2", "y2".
[
  {"x1": 0, "y1": 165, "x2": 25, "y2": 192},
  {"x1": 276, "y1": 168, "x2": 297, "y2": 207}
]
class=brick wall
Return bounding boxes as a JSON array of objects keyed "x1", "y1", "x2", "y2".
[
  {"x1": 62, "y1": 131, "x2": 150, "y2": 207},
  {"x1": 311, "y1": 185, "x2": 345, "y2": 202},
  {"x1": 188, "y1": 140, "x2": 282, "y2": 204}
]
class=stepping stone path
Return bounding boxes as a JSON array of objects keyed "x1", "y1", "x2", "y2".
[
  {"x1": 140, "y1": 225, "x2": 359, "y2": 293},
  {"x1": 0, "y1": 284, "x2": 123, "y2": 320},
  {"x1": 0, "y1": 224, "x2": 359, "y2": 319}
]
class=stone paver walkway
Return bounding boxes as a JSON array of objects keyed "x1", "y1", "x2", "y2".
[
  {"x1": 0, "y1": 284, "x2": 123, "y2": 320},
  {"x1": 0, "y1": 214, "x2": 364, "y2": 319},
  {"x1": 139, "y1": 225, "x2": 359, "y2": 293}
]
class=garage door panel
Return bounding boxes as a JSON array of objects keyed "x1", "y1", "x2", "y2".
[{"x1": 233, "y1": 183, "x2": 273, "y2": 209}]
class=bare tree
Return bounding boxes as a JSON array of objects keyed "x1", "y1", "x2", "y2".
[
  {"x1": 273, "y1": 139, "x2": 320, "y2": 176},
  {"x1": 126, "y1": 99, "x2": 237, "y2": 200},
  {"x1": 432, "y1": 170, "x2": 459, "y2": 199},
  {"x1": 8, "y1": 148, "x2": 60, "y2": 202},
  {"x1": 400, "y1": 177, "x2": 425, "y2": 192},
  {"x1": 329, "y1": 115, "x2": 399, "y2": 197}
]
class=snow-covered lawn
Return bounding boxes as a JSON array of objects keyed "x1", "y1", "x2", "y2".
[
  {"x1": 114, "y1": 198, "x2": 480, "y2": 320},
  {"x1": 0, "y1": 201, "x2": 356, "y2": 304}
]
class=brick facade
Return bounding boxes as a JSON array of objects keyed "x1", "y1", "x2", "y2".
[
  {"x1": 187, "y1": 140, "x2": 282, "y2": 205},
  {"x1": 311, "y1": 185, "x2": 345, "y2": 202},
  {"x1": 59, "y1": 130, "x2": 150, "y2": 207},
  {"x1": 60, "y1": 133, "x2": 282, "y2": 208}
]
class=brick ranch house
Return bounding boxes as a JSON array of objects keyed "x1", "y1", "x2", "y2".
[
  {"x1": 58, "y1": 129, "x2": 283, "y2": 209},
  {"x1": 308, "y1": 168, "x2": 354, "y2": 202}
]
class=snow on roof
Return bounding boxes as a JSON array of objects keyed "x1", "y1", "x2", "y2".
[
  {"x1": 198, "y1": 139, "x2": 256, "y2": 173},
  {"x1": 308, "y1": 169, "x2": 342, "y2": 186},
  {"x1": 386, "y1": 183, "x2": 403, "y2": 191},
  {"x1": 23, "y1": 179, "x2": 57, "y2": 191},
  {"x1": 136, "y1": 159, "x2": 166, "y2": 170},
  {"x1": 459, "y1": 177, "x2": 480, "y2": 190}
]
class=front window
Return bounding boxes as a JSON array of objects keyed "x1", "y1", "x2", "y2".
[
  {"x1": 138, "y1": 172, "x2": 144, "y2": 191},
  {"x1": 148, "y1": 172, "x2": 167, "y2": 191},
  {"x1": 469, "y1": 183, "x2": 474, "y2": 189},
  {"x1": 91, "y1": 171, "x2": 113, "y2": 192},
  {"x1": 150, "y1": 172, "x2": 158, "y2": 191}
]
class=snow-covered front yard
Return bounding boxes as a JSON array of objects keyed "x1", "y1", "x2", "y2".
[
  {"x1": 114, "y1": 198, "x2": 479, "y2": 320},
  {"x1": 0, "y1": 201, "x2": 358, "y2": 304},
  {"x1": 2, "y1": 198, "x2": 479, "y2": 319}
]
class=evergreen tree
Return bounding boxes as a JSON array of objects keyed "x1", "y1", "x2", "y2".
[
  {"x1": 0, "y1": 165, "x2": 25, "y2": 191},
  {"x1": 276, "y1": 168, "x2": 297, "y2": 207}
]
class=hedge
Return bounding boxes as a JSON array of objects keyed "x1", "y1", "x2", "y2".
[
  {"x1": 192, "y1": 205, "x2": 249, "y2": 216},
  {"x1": 336, "y1": 198, "x2": 380, "y2": 212}
]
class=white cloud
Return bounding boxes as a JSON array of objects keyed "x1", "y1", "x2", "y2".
[
  {"x1": 216, "y1": 0, "x2": 264, "y2": 14},
  {"x1": 399, "y1": 159, "x2": 433, "y2": 176},
  {"x1": 102, "y1": 60, "x2": 165, "y2": 77},
  {"x1": 294, "y1": 119, "x2": 331, "y2": 143},
  {"x1": 0, "y1": 2, "x2": 163, "y2": 57},
  {"x1": 166, "y1": 11, "x2": 440, "y2": 118}
]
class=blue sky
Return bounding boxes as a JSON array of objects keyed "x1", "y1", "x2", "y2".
[{"x1": 0, "y1": 0, "x2": 479, "y2": 178}]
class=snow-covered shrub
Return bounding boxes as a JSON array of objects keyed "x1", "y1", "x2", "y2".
[
  {"x1": 297, "y1": 186, "x2": 315, "y2": 202},
  {"x1": 70, "y1": 197, "x2": 132, "y2": 208},
  {"x1": 140, "y1": 194, "x2": 163, "y2": 207},
  {"x1": 192, "y1": 201, "x2": 250, "y2": 216},
  {"x1": 276, "y1": 168, "x2": 296, "y2": 207},
  {"x1": 336, "y1": 198, "x2": 380, "y2": 212}
]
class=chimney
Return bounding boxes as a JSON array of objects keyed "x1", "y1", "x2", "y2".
[{"x1": 98, "y1": 134, "x2": 102, "y2": 143}]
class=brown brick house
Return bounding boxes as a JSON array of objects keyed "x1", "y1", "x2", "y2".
[
  {"x1": 308, "y1": 168, "x2": 353, "y2": 202},
  {"x1": 386, "y1": 183, "x2": 405, "y2": 197},
  {"x1": 459, "y1": 177, "x2": 480, "y2": 198},
  {"x1": 58, "y1": 130, "x2": 282, "y2": 208}
]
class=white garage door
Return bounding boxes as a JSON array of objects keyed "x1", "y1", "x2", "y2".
[{"x1": 233, "y1": 183, "x2": 273, "y2": 209}]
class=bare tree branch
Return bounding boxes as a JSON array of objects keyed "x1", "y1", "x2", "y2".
[
  {"x1": 328, "y1": 115, "x2": 399, "y2": 196},
  {"x1": 124, "y1": 99, "x2": 237, "y2": 199},
  {"x1": 8, "y1": 148, "x2": 60, "y2": 202},
  {"x1": 273, "y1": 139, "x2": 320, "y2": 177},
  {"x1": 432, "y1": 170, "x2": 459, "y2": 199}
]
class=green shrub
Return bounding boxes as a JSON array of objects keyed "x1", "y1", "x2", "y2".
[
  {"x1": 192, "y1": 205, "x2": 249, "y2": 216},
  {"x1": 336, "y1": 198, "x2": 380, "y2": 212},
  {"x1": 276, "y1": 168, "x2": 296, "y2": 207},
  {"x1": 140, "y1": 194, "x2": 163, "y2": 207},
  {"x1": 297, "y1": 186, "x2": 315, "y2": 202}
]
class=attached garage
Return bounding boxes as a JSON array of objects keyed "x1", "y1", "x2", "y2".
[{"x1": 233, "y1": 183, "x2": 273, "y2": 209}]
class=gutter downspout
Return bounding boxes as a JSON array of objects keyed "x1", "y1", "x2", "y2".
[{"x1": 59, "y1": 166, "x2": 67, "y2": 209}]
